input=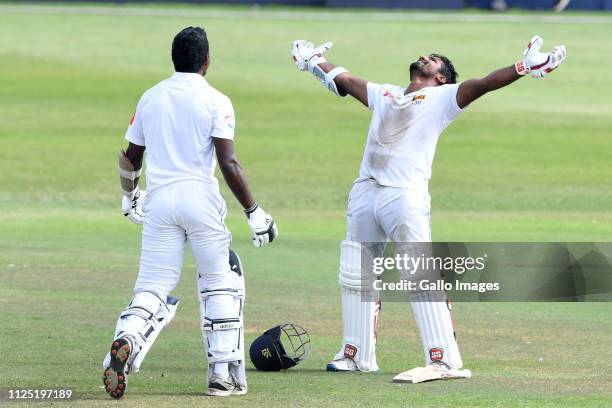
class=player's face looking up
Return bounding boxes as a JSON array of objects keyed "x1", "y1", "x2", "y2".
[{"x1": 409, "y1": 54, "x2": 458, "y2": 86}]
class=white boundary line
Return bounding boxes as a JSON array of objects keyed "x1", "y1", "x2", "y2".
[{"x1": 1, "y1": 3, "x2": 612, "y2": 24}]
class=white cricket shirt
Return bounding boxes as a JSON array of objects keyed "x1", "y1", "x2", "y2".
[
  {"x1": 125, "y1": 72, "x2": 235, "y2": 193},
  {"x1": 357, "y1": 82, "x2": 462, "y2": 191}
]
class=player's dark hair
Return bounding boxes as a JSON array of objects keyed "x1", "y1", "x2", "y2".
[
  {"x1": 431, "y1": 53, "x2": 458, "y2": 84},
  {"x1": 172, "y1": 27, "x2": 209, "y2": 73}
]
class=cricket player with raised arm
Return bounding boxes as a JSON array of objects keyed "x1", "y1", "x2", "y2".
[
  {"x1": 291, "y1": 36, "x2": 565, "y2": 382},
  {"x1": 102, "y1": 27, "x2": 278, "y2": 398}
]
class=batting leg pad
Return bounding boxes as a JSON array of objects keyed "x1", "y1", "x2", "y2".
[
  {"x1": 332, "y1": 240, "x2": 380, "y2": 372},
  {"x1": 411, "y1": 292, "x2": 463, "y2": 369},
  {"x1": 103, "y1": 291, "x2": 179, "y2": 374},
  {"x1": 200, "y1": 250, "x2": 246, "y2": 389}
]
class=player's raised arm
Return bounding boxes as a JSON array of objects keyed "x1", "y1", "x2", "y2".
[
  {"x1": 291, "y1": 40, "x2": 369, "y2": 107},
  {"x1": 213, "y1": 137, "x2": 278, "y2": 248},
  {"x1": 457, "y1": 35, "x2": 566, "y2": 109}
]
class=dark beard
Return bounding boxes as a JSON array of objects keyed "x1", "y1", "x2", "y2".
[{"x1": 409, "y1": 61, "x2": 422, "y2": 79}]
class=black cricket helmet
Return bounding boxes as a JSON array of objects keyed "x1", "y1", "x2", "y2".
[{"x1": 249, "y1": 324, "x2": 311, "y2": 371}]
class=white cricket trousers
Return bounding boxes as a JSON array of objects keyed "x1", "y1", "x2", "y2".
[
  {"x1": 346, "y1": 178, "x2": 431, "y2": 243},
  {"x1": 134, "y1": 180, "x2": 232, "y2": 297},
  {"x1": 345, "y1": 178, "x2": 463, "y2": 369}
]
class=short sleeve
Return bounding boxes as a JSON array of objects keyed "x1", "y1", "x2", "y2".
[
  {"x1": 211, "y1": 96, "x2": 235, "y2": 140},
  {"x1": 436, "y1": 84, "x2": 462, "y2": 121},
  {"x1": 124, "y1": 97, "x2": 145, "y2": 146},
  {"x1": 367, "y1": 82, "x2": 382, "y2": 110}
]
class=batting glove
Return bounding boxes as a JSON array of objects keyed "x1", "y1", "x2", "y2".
[
  {"x1": 291, "y1": 40, "x2": 333, "y2": 72},
  {"x1": 515, "y1": 35, "x2": 567, "y2": 78},
  {"x1": 245, "y1": 204, "x2": 278, "y2": 248},
  {"x1": 122, "y1": 186, "x2": 146, "y2": 225}
]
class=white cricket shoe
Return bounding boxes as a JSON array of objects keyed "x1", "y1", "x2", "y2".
[
  {"x1": 393, "y1": 363, "x2": 471, "y2": 384},
  {"x1": 326, "y1": 357, "x2": 359, "y2": 372},
  {"x1": 207, "y1": 372, "x2": 247, "y2": 397}
]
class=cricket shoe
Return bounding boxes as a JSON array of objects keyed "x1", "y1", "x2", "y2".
[
  {"x1": 207, "y1": 373, "x2": 247, "y2": 397},
  {"x1": 393, "y1": 362, "x2": 471, "y2": 384},
  {"x1": 102, "y1": 337, "x2": 134, "y2": 399},
  {"x1": 326, "y1": 357, "x2": 359, "y2": 372}
]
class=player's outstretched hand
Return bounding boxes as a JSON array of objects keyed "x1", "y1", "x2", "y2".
[
  {"x1": 515, "y1": 35, "x2": 566, "y2": 78},
  {"x1": 122, "y1": 186, "x2": 146, "y2": 225},
  {"x1": 291, "y1": 40, "x2": 333, "y2": 72},
  {"x1": 245, "y1": 204, "x2": 278, "y2": 248}
]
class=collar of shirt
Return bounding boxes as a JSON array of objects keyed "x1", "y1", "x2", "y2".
[{"x1": 171, "y1": 72, "x2": 207, "y2": 83}]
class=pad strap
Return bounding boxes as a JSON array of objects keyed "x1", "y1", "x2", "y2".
[
  {"x1": 200, "y1": 288, "x2": 244, "y2": 331},
  {"x1": 201, "y1": 289, "x2": 243, "y2": 299},
  {"x1": 119, "y1": 306, "x2": 154, "y2": 321},
  {"x1": 202, "y1": 317, "x2": 242, "y2": 331}
]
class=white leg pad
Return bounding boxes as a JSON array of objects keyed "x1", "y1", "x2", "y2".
[
  {"x1": 200, "y1": 266, "x2": 246, "y2": 388},
  {"x1": 332, "y1": 240, "x2": 380, "y2": 372},
  {"x1": 103, "y1": 291, "x2": 179, "y2": 373},
  {"x1": 411, "y1": 291, "x2": 463, "y2": 369}
]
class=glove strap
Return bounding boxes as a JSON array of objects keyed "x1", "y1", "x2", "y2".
[
  {"x1": 307, "y1": 55, "x2": 327, "y2": 73},
  {"x1": 125, "y1": 185, "x2": 140, "y2": 202},
  {"x1": 515, "y1": 60, "x2": 530, "y2": 76},
  {"x1": 244, "y1": 203, "x2": 258, "y2": 218}
]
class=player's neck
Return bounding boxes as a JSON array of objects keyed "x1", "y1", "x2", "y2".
[{"x1": 405, "y1": 77, "x2": 439, "y2": 94}]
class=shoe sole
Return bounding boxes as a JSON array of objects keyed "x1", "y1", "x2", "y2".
[
  {"x1": 102, "y1": 338, "x2": 131, "y2": 399},
  {"x1": 207, "y1": 388, "x2": 247, "y2": 397},
  {"x1": 207, "y1": 385, "x2": 247, "y2": 397},
  {"x1": 326, "y1": 363, "x2": 357, "y2": 372},
  {"x1": 207, "y1": 388, "x2": 231, "y2": 397}
]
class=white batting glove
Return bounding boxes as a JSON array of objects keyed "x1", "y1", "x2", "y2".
[
  {"x1": 245, "y1": 204, "x2": 278, "y2": 248},
  {"x1": 515, "y1": 35, "x2": 567, "y2": 78},
  {"x1": 122, "y1": 186, "x2": 146, "y2": 225},
  {"x1": 291, "y1": 40, "x2": 333, "y2": 72}
]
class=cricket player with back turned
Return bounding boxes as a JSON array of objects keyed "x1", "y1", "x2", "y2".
[
  {"x1": 102, "y1": 27, "x2": 277, "y2": 398},
  {"x1": 291, "y1": 36, "x2": 566, "y2": 382}
]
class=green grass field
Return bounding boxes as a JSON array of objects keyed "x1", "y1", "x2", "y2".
[{"x1": 1, "y1": 3, "x2": 611, "y2": 407}]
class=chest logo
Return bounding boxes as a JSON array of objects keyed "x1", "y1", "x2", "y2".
[{"x1": 412, "y1": 94, "x2": 426, "y2": 105}]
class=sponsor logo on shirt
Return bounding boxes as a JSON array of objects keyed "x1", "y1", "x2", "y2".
[
  {"x1": 384, "y1": 89, "x2": 427, "y2": 105},
  {"x1": 412, "y1": 94, "x2": 427, "y2": 105},
  {"x1": 383, "y1": 89, "x2": 402, "y2": 100}
]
